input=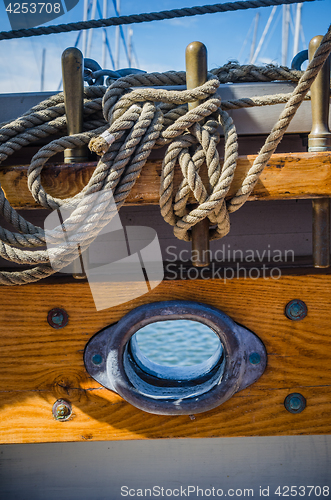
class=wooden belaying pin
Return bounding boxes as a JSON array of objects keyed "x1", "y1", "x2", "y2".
[
  {"x1": 185, "y1": 41, "x2": 210, "y2": 268},
  {"x1": 308, "y1": 36, "x2": 331, "y2": 268},
  {"x1": 62, "y1": 47, "x2": 89, "y2": 278}
]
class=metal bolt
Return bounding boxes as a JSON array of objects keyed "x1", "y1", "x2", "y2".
[
  {"x1": 285, "y1": 300, "x2": 307, "y2": 321},
  {"x1": 47, "y1": 308, "x2": 69, "y2": 329},
  {"x1": 92, "y1": 354, "x2": 103, "y2": 366},
  {"x1": 52, "y1": 399, "x2": 72, "y2": 421},
  {"x1": 249, "y1": 352, "x2": 261, "y2": 365},
  {"x1": 284, "y1": 393, "x2": 306, "y2": 414}
]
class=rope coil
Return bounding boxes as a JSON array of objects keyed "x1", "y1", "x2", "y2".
[{"x1": 0, "y1": 24, "x2": 330, "y2": 285}]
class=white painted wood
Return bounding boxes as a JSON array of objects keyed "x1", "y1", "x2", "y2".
[{"x1": 0, "y1": 436, "x2": 330, "y2": 499}]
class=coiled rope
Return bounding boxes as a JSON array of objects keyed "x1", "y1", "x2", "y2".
[
  {"x1": 0, "y1": 0, "x2": 315, "y2": 41},
  {"x1": 0, "y1": 24, "x2": 330, "y2": 285}
]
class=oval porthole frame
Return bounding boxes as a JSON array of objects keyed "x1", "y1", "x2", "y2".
[{"x1": 84, "y1": 301, "x2": 267, "y2": 415}]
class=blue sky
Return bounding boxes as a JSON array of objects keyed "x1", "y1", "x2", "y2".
[{"x1": 0, "y1": 0, "x2": 330, "y2": 92}]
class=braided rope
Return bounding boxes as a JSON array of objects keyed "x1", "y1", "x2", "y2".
[
  {"x1": 211, "y1": 62, "x2": 303, "y2": 83},
  {"x1": 0, "y1": 27, "x2": 330, "y2": 284},
  {"x1": 0, "y1": 0, "x2": 315, "y2": 41}
]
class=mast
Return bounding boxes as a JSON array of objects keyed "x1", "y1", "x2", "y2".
[
  {"x1": 282, "y1": 4, "x2": 290, "y2": 65},
  {"x1": 82, "y1": 0, "x2": 88, "y2": 56},
  {"x1": 128, "y1": 28, "x2": 133, "y2": 68},
  {"x1": 115, "y1": 0, "x2": 120, "y2": 69},
  {"x1": 102, "y1": 0, "x2": 108, "y2": 68},
  {"x1": 293, "y1": 3, "x2": 303, "y2": 58},
  {"x1": 40, "y1": 48, "x2": 46, "y2": 92}
]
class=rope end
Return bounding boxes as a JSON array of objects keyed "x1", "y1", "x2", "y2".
[{"x1": 89, "y1": 130, "x2": 115, "y2": 156}]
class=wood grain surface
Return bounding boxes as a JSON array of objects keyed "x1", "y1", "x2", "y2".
[
  {"x1": 0, "y1": 274, "x2": 330, "y2": 444},
  {"x1": 1, "y1": 152, "x2": 331, "y2": 209}
]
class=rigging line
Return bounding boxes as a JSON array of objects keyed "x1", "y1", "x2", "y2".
[
  {"x1": 249, "y1": 12, "x2": 260, "y2": 63},
  {"x1": 251, "y1": 5, "x2": 277, "y2": 64},
  {"x1": 57, "y1": 0, "x2": 116, "y2": 92},
  {"x1": 112, "y1": 0, "x2": 130, "y2": 66},
  {"x1": 86, "y1": 0, "x2": 98, "y2": 57},
  {"x1": 0, "y1": 0, "x2": 316, "y2": 41},
  {"x1": 96, "y1": 0, "x2": 116, "y2": 69},
  {"x1": 261, "y1": 5, "x2": 282, "y2": 61},
  {"x1": 238, "y1": 13, "x2": 256, "y2": 61}
]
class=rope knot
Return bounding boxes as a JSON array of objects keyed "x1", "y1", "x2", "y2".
[{"x1": 160, "y1": 109, "x2": 238, "y2": 242}]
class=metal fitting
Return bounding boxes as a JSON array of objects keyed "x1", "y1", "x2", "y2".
[
  {"x1": 47, "y1": 308, "x2": 69, "y2": 329},
  {"x1": 52, "y1": 399, "x2": 72, "y2": 421},
  {"x1": 92, "y1": 354, "x2": 103, "y2": 366},
  {"x1": 62, "y1": 47, "x2": 88, "y2": 279},
  {"x1": 84, "y1": 301, "x2": 267, "y2": 416},
  {"x1": 285, "y1": 300, "x2": 307, "y2": 321},
  {"x1": 249, "y1": 352, "x2": 261, "y2": 365},
  {"x1": 284, "y1": 393, "x2": 306, "y2": 414},
  {"x1": 308, "y1": 35, "x2": 331, "y2": 269},
  {"x1": 62, "y1": 47, "x2": 88, "y2": 163}
]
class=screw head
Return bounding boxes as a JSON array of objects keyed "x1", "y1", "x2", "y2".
[
  {"x1": 47, "y1": 308, "x2": 69, "y2": 329},
  {"x1": 52, "y1": 399, "x2": 72, "y2": 421},
  {"x1": 284, "y1": 393, "x2": 306, "y2": 414},
  {"x1": 92, "y1": 354, "x2": 103, "y2": 365},
  {"x1": 249, "y1": 352, "x2": 261, "y2": 365},
  {"x1": 285, "y1": 300, "x2": 307, "y2": 321}
]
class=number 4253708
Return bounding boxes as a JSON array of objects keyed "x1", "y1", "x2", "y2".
[
  {"x1": 275, "y1": 486, "x2": 329, "y2": 496},
  {"x1": 6, "y1": 3, "x2": 61, "y2": 14}
]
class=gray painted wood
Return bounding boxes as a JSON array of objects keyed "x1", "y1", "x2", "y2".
[
  {"x1": 0, "y1": 436, "x2": 330, "y2": 499},
  {"x1": 0, "y1": 200, "x2": 313, "y2": 270},
  {"x1": 0, "y1": 92, "x2": 55, "y2": 123},
  {"x1": 1, "y1": 83, "x2": 330, "y2": 135}
]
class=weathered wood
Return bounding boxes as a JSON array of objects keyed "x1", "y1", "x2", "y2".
[
  {"x1": 1, "y1": 152, "x2": 331, "y2": 209},
  {"x1": 0, "y1": 274, "x2": 330, "y2": 444}
]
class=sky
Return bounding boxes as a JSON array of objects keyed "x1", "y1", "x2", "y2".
[{"x1": 0, "y1": 0, "x2": 330, "y2": 93}]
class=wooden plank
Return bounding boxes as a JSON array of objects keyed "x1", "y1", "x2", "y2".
[
  {"x1": 1, "y1": 152, "x2": 331, "y2": 209},
  {"x1": 0, "y1": 274, "x2": 330, "y2": 444}
]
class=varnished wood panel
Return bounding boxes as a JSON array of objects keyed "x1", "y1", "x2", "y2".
[
  {"x1": 1, "y1": 152, "x2": 331, "y2": 209},
  {"x1": 0, "y1": 274, "x2": 330, "y2": 443}
]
